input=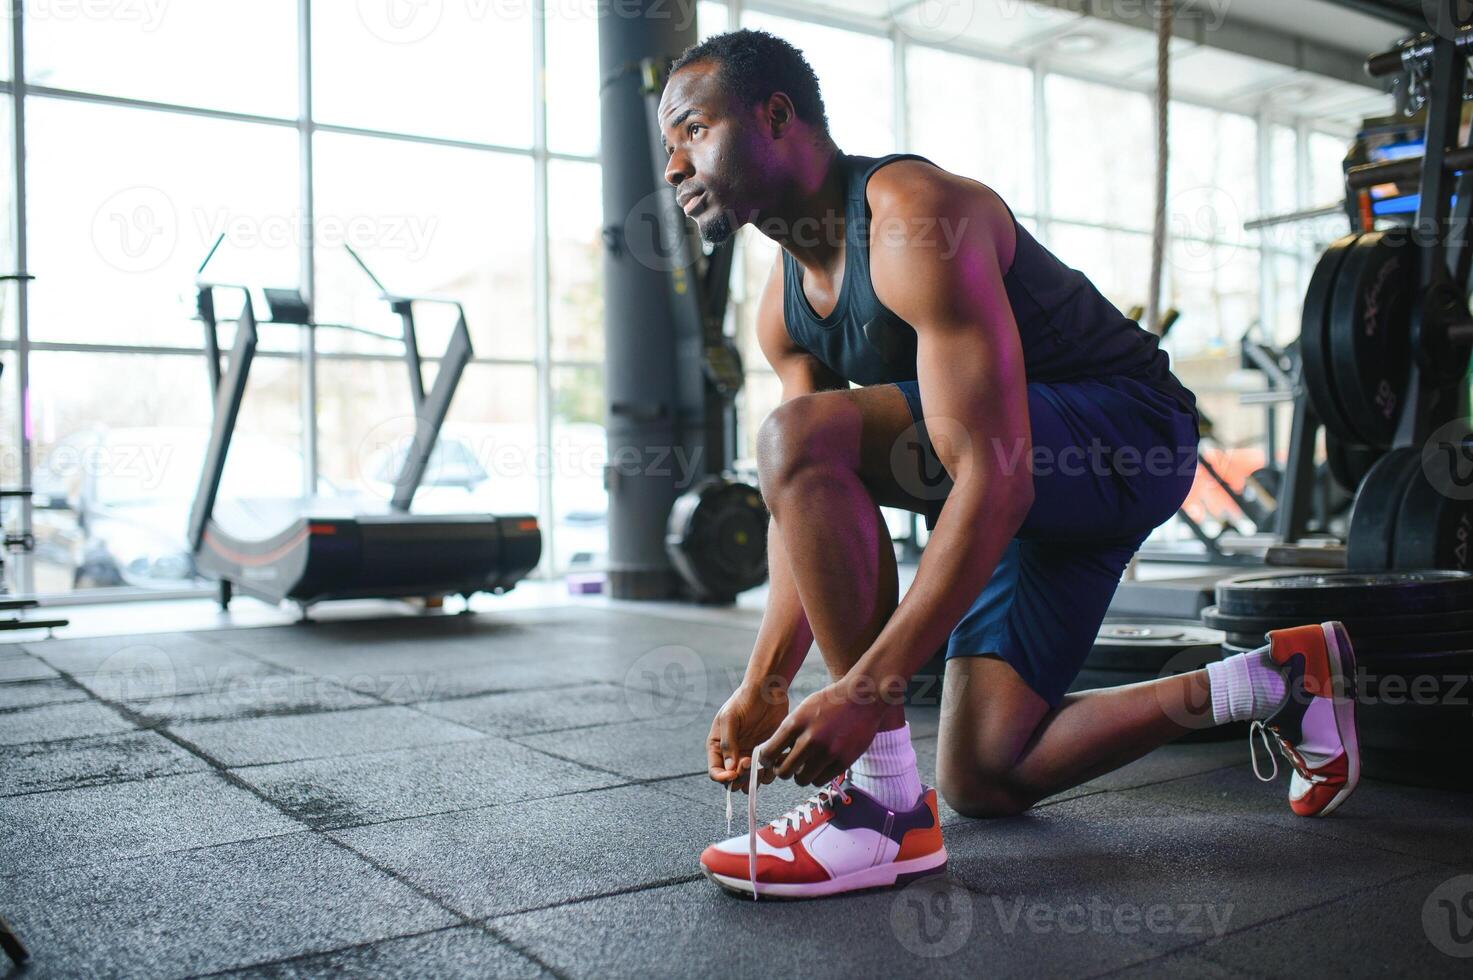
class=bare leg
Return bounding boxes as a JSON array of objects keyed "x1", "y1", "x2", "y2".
[
  {"x1": 757, "y1": 387, "x2": 922, "y2": 731},
  {"x1": 938, "y1": 655, "x2": 1214, "y2": 817}
]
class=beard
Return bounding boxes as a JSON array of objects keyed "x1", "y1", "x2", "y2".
[{"x1": 698, "y1": 206, "x2": 734, "y2": 246}]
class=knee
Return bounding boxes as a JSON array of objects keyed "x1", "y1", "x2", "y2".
[
  {"x1": 756, "y1": 394, "x2": 859, "y2": 498},
  {"x1": 938, "y1": 772, "x2": 1033, "y2": 819}
]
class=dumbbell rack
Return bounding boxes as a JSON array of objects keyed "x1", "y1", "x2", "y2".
[{"x1": 1276, "y1": 20, "x2": 1473, "y2": 571}]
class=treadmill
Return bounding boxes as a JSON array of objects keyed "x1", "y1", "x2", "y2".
[{"x1": 186, "y1": 245, "x2": 540, "y2": 613}]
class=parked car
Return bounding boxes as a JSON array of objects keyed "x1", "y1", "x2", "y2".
[{"x1": 32, "y1": 426, "x2": 313, "y2": 590}]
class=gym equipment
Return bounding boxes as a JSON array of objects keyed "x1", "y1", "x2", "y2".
[
  {"x1": 1344, "y1": 444, "x2": 1473, "y2": 572},
  {"x1": 187, "y1": 242, "x2": 540, "y2": 614},
  {"x1": 618, "y1": 57, "x2": 765, "y2": 601},
  {"x1": 1344, "y1": 449, "x2": 1422, "y2": 569},
  {"x1": 0, "y1": 913, "x2": 26, "y2": 965},
  {"x1": 1324, "y1": 435, "x2": 1381, "y2": 495},
  {"x1": 1085, "y1": 621, "x2": 1224, "y2": 673},
  {"x1": 1215, "y1": 570, "x2": 1473, "y2": 618},
  {"x1": 665, "y1": 477, "x2": 768, "y2": 603},
  {"x1": 0, "y1": 360, "x2": 66, "y2": 634},
  {"x1": 1072, "y1": 620, "x2": 1237, "y2": 743}
]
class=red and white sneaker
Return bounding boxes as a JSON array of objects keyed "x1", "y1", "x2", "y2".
[
  {"x1": 1251, "y1": 621, "x2": 1360, "y2": 818},
  {"x1": 701, "y1": 771, "x2": 947, "y2": 900}
]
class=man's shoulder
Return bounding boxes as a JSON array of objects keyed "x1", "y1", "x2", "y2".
[{"x1": 863, "y1": 159, "x2": 1012, "y2": 247}]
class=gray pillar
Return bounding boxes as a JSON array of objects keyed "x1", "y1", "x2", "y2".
[{"x1": 599, "y1": 0, "x2": 698, "y2": 599}]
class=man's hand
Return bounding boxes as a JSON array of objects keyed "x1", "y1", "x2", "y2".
[
  {"x1": 756, "y1": 677, "x2": 892, "y2": 790},
  {"x1": 708, "y1": 681, "x2": 789, "y2": 792}
]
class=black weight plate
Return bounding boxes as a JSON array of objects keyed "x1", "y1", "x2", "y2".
[
  {"x1": 1324, "y1": 436, "x2": 1381, "y2": 495},
  {"x1": 1327, "y1": 230, "x2": 1415, "y2": 448},
  {"x1": 1346, "y1": 448, "x2": 1421, "y2": 570},
  {"x1": 1393, "y1": 435, "x2": 1473, "y2": 571},
  {"x1": 1300, "y1": 234, "x2": 1362, "y2": 444},
  {"x1": 1224, "y1": 631, "x2": 1268, "y2": 649},
  {"x1": 1088, "y1": 621, "x2": 1225, "y2": 672},
  {"x1": 1361, "y1": 745, "x2": 1472, "y2": 791},
  {"x1": 1215, "y1": 569, "x2": 1473, "y2": 618},
  {"x1": 1202, "y1": 602, "x2": 1473, "y2": 637}
]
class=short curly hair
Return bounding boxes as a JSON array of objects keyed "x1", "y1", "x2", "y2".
[{"x1": 669, "y1": 29, "x2": 831, "y2": 139}]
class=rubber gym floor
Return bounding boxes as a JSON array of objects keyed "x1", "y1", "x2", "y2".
[{"x1": 1, "y1": 584, "x2": 1469, "y2": 978}]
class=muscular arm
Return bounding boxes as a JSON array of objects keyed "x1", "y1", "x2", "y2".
[
  {"x1": 849, "y1": 167, "x2": 1036, "y2": 696},
  {"x1": 742, "y1": 252, "x2": 847, "y2": 695}
]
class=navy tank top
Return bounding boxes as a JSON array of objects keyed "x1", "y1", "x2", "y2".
[{"x1": 781, "y1": 151, "x2": 1197, "y2": 418}]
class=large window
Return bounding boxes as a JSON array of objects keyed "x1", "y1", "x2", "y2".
[
  {"x1": 25, "y1": 0, "x2": 298, "y2": 114},
  {"x1": 0, "y1": 4, "x2": 1377, "y2": 596},
  {"x1": 311, "y1": 1, "x2": 533, "y2": 146}
]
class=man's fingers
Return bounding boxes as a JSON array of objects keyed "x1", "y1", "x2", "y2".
[{"x1": 773, "y1": 736, "x2": 807, "y2": 781}]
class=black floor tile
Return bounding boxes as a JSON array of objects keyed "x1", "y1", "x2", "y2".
[
  {"x1": 0, "y1": 699, "x2": 133, "y2": 746},
  {"x1": 0, "y1": 833, "x2": 457, "y2": 979},
  {"x1": 0, "y1": 729, "x2": 206, "y2": 796},
  {"x1": 1, "y1": 771, "x2": 299, "y2": 875},
  {"x1": 219, "y1": 926, "x2": 553, "y2": 979},
  {"x1": 169, "y1": 705, "x2": 486, "y2": 767},
  {"x1": 235, "y1": 735, "x2": 625, "y2": 830},
  {"x1": 331, "y1": 784, "x2": 715, "y2": 919}
]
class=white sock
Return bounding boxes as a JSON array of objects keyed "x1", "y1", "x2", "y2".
[
  {"x1": 1205, "y1": 644, "x2": 1287, "y2": 725},
  {"x1": 850, "y1": 721, "x2": 923, "y2": 812}
]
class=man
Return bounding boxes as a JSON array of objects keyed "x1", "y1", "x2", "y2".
[{"x1": 656, "y1": 30, "x2": 1360, "y2": 901}]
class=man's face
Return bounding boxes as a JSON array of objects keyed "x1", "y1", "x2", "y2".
[{"x1": 658, "y1": 61, "x2": 763, "y2": 245}]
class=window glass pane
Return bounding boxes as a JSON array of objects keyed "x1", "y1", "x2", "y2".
[
  {"x1": 312, "y1": 0, "x2": 532, "y2": 146},
  {"x1": 906, "y1": 47, "x2": 1034, "y2": 212},
  {"x1": 552, "y1": 365, "x2": 606, "y2": 573},
  {"x1": 26, "y1": 0, "x2": 297, "y2": 115},
  {"x1": 315, "y1": 357, "x2": 411, "y2": 504},
  {"x1": 442, "y1": 363, "x2": 541, "y2": 518},
  {"x1": 549, "y1": 159, "x2": 603, "y2": 361},
  {"x1": 1309, "y1": 131, "x2": 1349, "y2": 205},
  {"x1": 736, "y1": 369, "x2": 781, "y2": 466},
  {"x1": 1045, "y1": 75, "x2": 1153, "y2": 230},
  {"x1": 28, "y1": 350, "x2": 301, "y2": 594},
  {"x1": 1168, "y1": 102, "x2": 1257, "y2": 237},
  {"x1": 0, "y1": 105, "x2": 13, "y2": 340},
  {"x1": 1268, "y1": 124, "x2": 1298, "y2": 216},
  {"x1": 1161, "y1": 240, "x2": 1260, "y2": 358},
  {"x1": 1269, "y1": 251, "x2": 1303, "y2": 349},
  {"x1": 739, "y1": 12, "x2": 894, "y2": 153},
  {"x1": 732, "y1": 225, "x2": 779, "y2": 376},
  {"x1": 0, "y1": 11, "x2": 10, "y2": 80},
  {"x1": 545, "y1": 2, "x2": 600, "y2": 157},
  {"x1": 698, "y1": 1, "x2": 728, "y2": 39},
  {"x1": 313, "y1": 133, "x2": 536, "y2": 360},
  {"x1": 27, "y1": 99, "x2": 299, "y2": 346},
  {"x1": 1045, "y1": 223, "x2": 1150, "y2": 314}
]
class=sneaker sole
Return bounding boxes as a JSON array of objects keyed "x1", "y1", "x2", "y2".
[
  {"x1": 1304, "y1": 620, "x2": 1360, "y2": 818},
  {"x1": 702, "y1": 848, "x2": 949, "y2": 900}
]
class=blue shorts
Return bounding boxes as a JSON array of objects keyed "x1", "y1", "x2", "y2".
[{"x1": 894, "y1": 375, "x2": 1200, "y2": 707}]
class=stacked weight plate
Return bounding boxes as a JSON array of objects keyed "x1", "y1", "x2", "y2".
[
  {"x1": 1203, "y1": 570, "x2": 1473, "y2": 790},
  {"x1": 1071, "y1": 620, "x2": 1239, "y2": 743}
]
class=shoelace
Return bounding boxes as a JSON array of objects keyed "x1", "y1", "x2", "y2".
[
  {"x1": 1249, "y1": 720, "x2": 1327, "y2": 785},
  {"x1": 721, "y1": 740, "x2": 849, "y2": 901}
]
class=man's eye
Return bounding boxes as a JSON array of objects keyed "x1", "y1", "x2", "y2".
[{"x1": 688, "y1": 123, "x2": 703, "y2": 137}]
